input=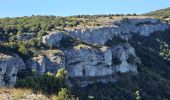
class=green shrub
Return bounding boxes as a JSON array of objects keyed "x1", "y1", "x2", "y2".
[{"x1": 16, "y1": 75, "x2": 67, "y2": 94}]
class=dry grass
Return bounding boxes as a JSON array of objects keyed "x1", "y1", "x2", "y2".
[
  {"x1": 51, "y1": 95, "x2": 58, "y2": 100},
  {"x1": 64, "y1": 15, "x2": 154, "y2": 31},
  {"x1": 0, "y1": 88, "x2": 49, "y2": 100}
]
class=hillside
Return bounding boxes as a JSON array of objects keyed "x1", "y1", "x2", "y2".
[
  {"x1": 0, "y1": 14, "x2": 170, "y2": 100},
  {"x1": 144, "y1": 7, "x2": 170, "y2": 22}
]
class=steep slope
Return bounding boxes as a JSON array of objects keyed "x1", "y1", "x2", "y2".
[
  {"x1": 71, "y1": 25, "x2": 170, "y2": 100},
  {"x1": 42, "y1": 18, "x2": 170, "y2": 88}
]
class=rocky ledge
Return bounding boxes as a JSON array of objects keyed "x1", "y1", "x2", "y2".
[{"x1": 43, "y1": 18, "x2": 169, "y2": 46}]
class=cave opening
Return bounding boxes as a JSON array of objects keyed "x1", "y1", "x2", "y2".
[
  {"x1": 112, "y1": 57, "x2": 121, "y2": 66},
  {"x1": 82, "y1": 68, "x2": 86, "y2": 76}
]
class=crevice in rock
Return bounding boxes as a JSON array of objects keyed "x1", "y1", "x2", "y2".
[{"x1": 111, "y1": 57, "x2": 121, "y2": 66}]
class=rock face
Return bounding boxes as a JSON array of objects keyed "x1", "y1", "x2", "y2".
[
  {"x1": 17, "y1": 33, "x2": 36, "y2": 40},
  {"x1": 65, "y1": 43, "x2": 139, "y2": 77},
  {"x1": 43, "y1": 18, "x2": 169, "y2": 46},
  {"x1": 41, "y1": 18, "x2": 170, "y2": 86},
  {"x1": 1, "y1": 18, "x2": 168, "y2": 87},
  {"x1": 26, "y1": 50, "x2": 65, "y2": 75},
  {"x1": 65, "y1": 45, "x2": 113, "y2": 77},
  {"x1": 0, "y1": 53, "x2": 25, "y2": 87},
  {"x1": 0, "y1": 18, "x2": 169, "y2": 87},
  {"x1": 111, "y1": 44, "x2": 140, "y2": 73}
]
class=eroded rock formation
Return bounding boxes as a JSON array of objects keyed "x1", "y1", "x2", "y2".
[
  {"x1": 0, "y1": 53, "x2": 25, "y2": 87},
  {"x1": 26, "y1": 50, "x2": 65, "y2": 75},
  {"x1": 41, "y1": 18, "x2": 169, "y2": 86},
  {"x1": 43, "y1": 18, "x2": 169, "y2": 46},
  {"x1": 1, "y1": 18, "x2": 169, "y2": 87},
  {"x1": 65, "y1": 43, "x2": 140, "y2": 77}
]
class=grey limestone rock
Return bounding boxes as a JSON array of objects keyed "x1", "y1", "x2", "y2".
[
  {"x1": 0, "y1": 53, "x2": 25, "y2": 87},
  {"x1": 43, "y1": 18, "x2": 169, "y2": 46}
]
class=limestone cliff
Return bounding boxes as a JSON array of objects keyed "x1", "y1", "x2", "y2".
[
  {"x1": 43, "y1": 18, "x2": 169, "y2": 46},
  {"x1": 65, "y1": 43, "x2": 139, "y2": 77},
  {"x1": 26, "y1": 50, "x2": 65, "y2": 75},
  {"x1": 0, "y1": 53, "x2": 25, "y2": 87},
  {"x1": 40, "y1": 18, "x2": 170, "y2": 86},
  {"x1": 1, "y1": 18, "x2": 169, "y2": 87}
]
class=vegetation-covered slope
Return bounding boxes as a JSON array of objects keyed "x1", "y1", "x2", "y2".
[
  {"x1": 0, "y1": 15, "x2": 118, "y2": 35},
  {"x1": 0, "y1": 14, "x2": 138, "y2": 36},
  {"x1": 144, "y1": 7, "x2": 170, "y2": 22},
  {"x1": 0, "y1": 13, "x2": 170, "y2": 100}
]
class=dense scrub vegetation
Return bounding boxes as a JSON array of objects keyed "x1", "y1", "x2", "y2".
[
  {"x1": 0, "y1": 14, "x2": 137, "y2": 37},
  {"x1": 16, "y1": 68, "x2": 66, "y2": 94},
  {"x1": 144, "y1": 7, "x2": 170, "y2": 22},
  {"x1": 0, "y1": 39, "x2": 47, "y2": 60},
  {"x1": 0, "y1": 16, "x2": 80, "y2": 34},
  {"x1": 15, "y1": 68, "x2": 79, "y2": 99}
]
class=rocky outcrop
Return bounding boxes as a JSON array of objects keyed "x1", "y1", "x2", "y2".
[
  {"x1": 26, "y1": 56, "x2": 47, "y2": 75},
  {"x1": 111, "y1": 44, "x2": 140, "y2": 73},
  {"x1": 26, "y1": 50, "x2": 65, "y2": 75},
  {"x1": 25, "y1": 42, "x2": 140, "y2": 86},
  {"x1": 65, "y1": 43, "x2": 140, "y2": 77},
  {"x1": 43, "y1": 18, "x2": 169, "y2": 46},
  {"x1": 40, "y1": 18, "x2": 170, "y2": 86},
  {"x1": 0, "y1": 18, "x2": 169, "y2": 87},
  {"x1": 17, "y1": 33, "x2": 36, "y2": 40},
  {"x1": 64, "y1": 45, "x2": 113, "y2": 77},
  {"x1": 0, "y1": 53, "x2": 25, "y2": 87}
]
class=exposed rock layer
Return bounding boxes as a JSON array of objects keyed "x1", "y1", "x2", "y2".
[
  {"x1": 0, "y1": 53, "x2": 25, "y2": 87},
  {"x1": 65, "y1": 43, "x2": 139, "y2": 77},
  {"x1": 1, "y1": 18, "x2": 169, "y2": 87},
  {"x1": 43, "y1": 18, "x2": 169, "y2": 46},
  {"x1": 42, "y1": 18, "x2": 169, "y2": 83},
  {"x1": 26, "y1": 50, "x2": 65, "y2": 75}
]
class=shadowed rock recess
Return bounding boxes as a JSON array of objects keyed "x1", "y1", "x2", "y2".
[{"x1": 0, "y1": 18, "x2": 169, "y2": 87}]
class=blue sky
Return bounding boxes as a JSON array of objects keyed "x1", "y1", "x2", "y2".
[{"x1": 0, "y1": 0, "x2": 170, "y2": 18}]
